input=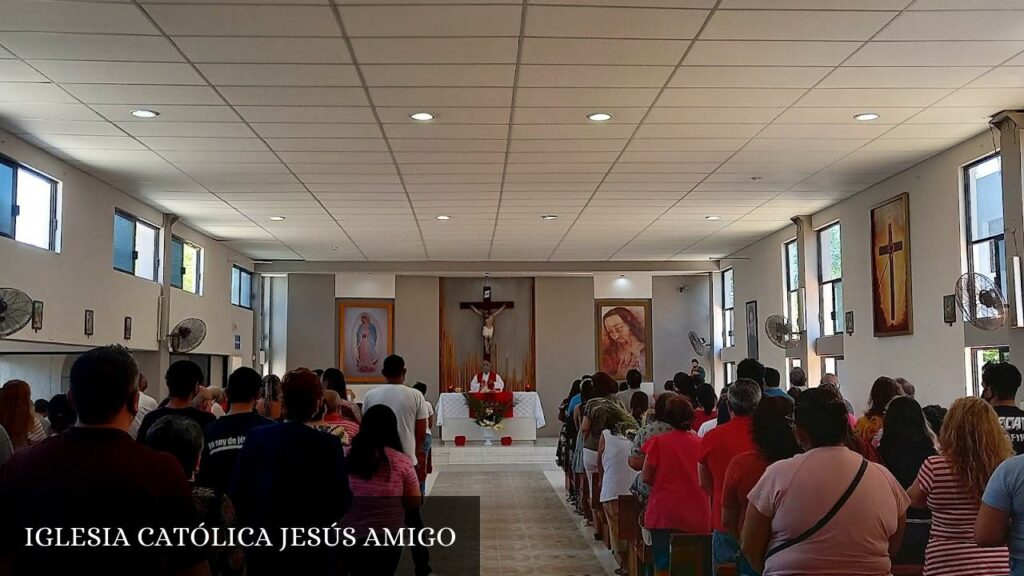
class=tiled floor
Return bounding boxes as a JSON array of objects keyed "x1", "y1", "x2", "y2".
[{"x1": 426, "y1": 441, "x2": 618, "y2": 576}]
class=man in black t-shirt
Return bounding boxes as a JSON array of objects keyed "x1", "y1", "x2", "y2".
[
  {"x1": 138, "y1": 360, "x2": 216, "y2": 443},
  {"x1": 983, "y1": 361, "x2": 1024, "y2": 454},
  {"x1": 0, "y1": 345, "x2": 207, "y2": 576},
  {"x1": 196, "y1": 367, "x2": 274, "y2": 493}
]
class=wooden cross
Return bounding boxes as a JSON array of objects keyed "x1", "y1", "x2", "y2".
[
  {"x1": 460, "y1": 286, "x2": 515, "y2": 360},
  {"x1": 877, "y1": 222, "x2": 904, "y2": 321}
]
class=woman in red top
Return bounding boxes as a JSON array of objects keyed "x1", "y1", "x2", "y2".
[
  {"x1": 721, "y1": 396, "x2": 802, "y2": 575},
  {"x1": 642, "y1": 395, "x2": 711, "y2": 576}
]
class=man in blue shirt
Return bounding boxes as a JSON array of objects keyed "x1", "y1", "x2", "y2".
[
  {"x1": 762, "y1": 367, "x2": 793, "y2": 402},
  {"x1": 977, "y1": 455, "x2": 1024, "y2": 574}
]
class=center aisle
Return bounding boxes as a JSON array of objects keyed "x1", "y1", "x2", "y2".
[{"x1": 426, "y1": 442, "x2": 617, "y2": 575}]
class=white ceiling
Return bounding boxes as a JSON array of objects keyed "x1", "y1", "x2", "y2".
[{"x1": 0, "y1": 0, "x2": 1021, "y2": 262}]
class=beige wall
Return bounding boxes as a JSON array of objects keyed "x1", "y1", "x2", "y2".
[
  {"x1": 535, "y1": 276, "x2": 596, "y2": 437},
  {"x1": 725, "y1": 131, "x2": 999, "y2": 411},
  {"x1": 653, "y1": 275, "x2": 711, "y2": 385},
  {"x1": 395, "y1": 276, "x2": 440, "y2": 403},
  {"x1": 0, "y1": 129, "x2": 254, "y2": 399},
  {"x1": 285, "y1": 274, "x2": 336, "y2": 372}
]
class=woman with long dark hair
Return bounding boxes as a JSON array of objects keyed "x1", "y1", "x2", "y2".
[
  {"x1": 722, "y1": 397, "x2": 802, "y2": 575},
  {"x1": 322, "y1": 368, "x2": 360, "y2": 422},
  {"x1": 558, "y1": 379, "x2": 583, "y2": 503},
  {"x1": 854, "y1": 376, "x2": 902, "y2": 444},
  {"x1": 343, "y1": 404, "x2": 421, "y2": 576},
  {"x1": 879, "y1": 396, "x2": 937, "y2": 565}
]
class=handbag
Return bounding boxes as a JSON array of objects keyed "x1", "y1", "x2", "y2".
[{"x1": 765, "y1": 458, "x2": 869, "y2": 560}]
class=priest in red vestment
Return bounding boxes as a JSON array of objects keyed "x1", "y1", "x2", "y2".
[{"x1": 469, "y1": 359, "x2": 505, "y2": 392}]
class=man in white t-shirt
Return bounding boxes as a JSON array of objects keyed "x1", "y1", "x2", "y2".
[
  {"x1": 362, "y1": 355, "x2": 429, "y2": 467},
  {"x1": 362, "y1": 355, "x2": 432, "y2": 576},
  {"x1": 128, "y1": 373, "x2": 160, "y2": 439}
]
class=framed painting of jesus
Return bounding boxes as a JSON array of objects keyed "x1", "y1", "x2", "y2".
[
  {"x1": 337, "y1": 299, "x2": 394, "y2": 383},
  {"x1": 871, "y1": 193, "x2": 913, "y2": 337}
]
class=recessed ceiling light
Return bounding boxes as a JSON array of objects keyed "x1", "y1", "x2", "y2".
[
  {"x1": 330, "y1": 246, "x2": 338, "y2": 251},
  {"x1": 436, "y1": 215, "x2": 451, "y2": 221},
  {"x1": 587, "y1": 112, "x2": 612, "y2": 122},
  {"x1": 705, "y1": 215, "x2": 722, "y2": 221},
  {"x1": 854, "y1": 112, "x2": 880, "y2": 121},
  {"x1": 131, "y1": 109, "x2": 159, "y2": 119},
  {"x1": 410, "y1": 112, "x2": 435, "y2": 121},
  {"x1": 269, "y1": 216, "x2": 286, "y2": 221},
  {"x1": 541, "y1": 214, "x2": 559, "y2": 220}
]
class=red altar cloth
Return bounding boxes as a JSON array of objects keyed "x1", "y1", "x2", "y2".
[{"x1": 466, "y1": 391, "x2": 515, "y2": 418}]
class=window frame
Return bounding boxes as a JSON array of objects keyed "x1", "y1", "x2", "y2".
[
  {"x1": 170, "y1": 235, "x2": 203, "y2": 295},
  {"x1": 724, "y1": 361, "x2": 736, "y2": 385},
  {"x1": 231, "y1": 265, "x2": 254, "y2": 310},
  {"x1": 0, "y1": 154, "x2": 59, "y2": 252},
  {"x1": 964, "y1": 154, "x2": 1006, "y2": 297},
  {"x1": 817, "y1": 222, "x2": 844, "y2": 336},
  {"x1": 784, "y1": 239, "x2": 801, "y2": 332},
  {"x1": 722, "y1": 267, "x2": 735, "y2": 348},
  {"x1": 112, "y1": 209, "x2": 160, "y2": 281}
]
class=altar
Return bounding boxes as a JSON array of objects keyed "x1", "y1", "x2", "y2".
[{"x1": 436, "y1": 391, "x2": 546, "y2": 443}]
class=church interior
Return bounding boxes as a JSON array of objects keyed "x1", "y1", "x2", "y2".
[{"x1": 3, "y1": 2, "x2": 1024, "y2": 575}]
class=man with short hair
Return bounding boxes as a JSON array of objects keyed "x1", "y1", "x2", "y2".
[
  {"x1": 762, "y1": 367, "x2": 791, "y2": 401},
  {"x1": 469, "y1": 359, "x2": 505, "y2": 392},
  {"x1": 789, "y1": 366, "x2": 808, "y2": 392},
  {"x1": 699, "y1": 378, "x2": 761, "y2": 571},
  {"x1": 230, "y1": 369, "x2": 350, "y2": 576},
  {"x1": 0, "y1": 345, "x2": 208, "y2": 576},
  {"x1": 362, "y1": 356, "x2": 432, "y2": 576},
  {"x1": 129, "y1": 373, "x2": 159, "y2": 439},
  {"x1": 984, "y1": 362, "x2": 1024, "y2": 455},
  {"x1": 137, "y1": 360, "x2": 216, "y2": 442},
  {"x1": 196, "y1": 367, "x2": 275, "y2": 493},
  {"x1": 690, "y1": 358, "x2": 706, "y2": 382},
  {"x1": 820, "y1": 372, "x2": 854, "y2": 415},
  {"x1": 616, "y1": 369, "x2": 648, "y2": 408},
  {"x1": 737, "y1": 358, "x2": 765, "y2": 387},
  {"x1": 191, "y1": 386, "x2": 214, "y2": 414}
]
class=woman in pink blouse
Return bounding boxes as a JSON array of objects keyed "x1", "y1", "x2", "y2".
[{"x1": 342, "y1": 404, "x2": 421, "y2": 576}]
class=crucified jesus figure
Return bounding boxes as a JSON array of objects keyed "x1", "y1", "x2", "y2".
[{"x1": 470, "y1": 304, "x2": 506, "y2": 356}]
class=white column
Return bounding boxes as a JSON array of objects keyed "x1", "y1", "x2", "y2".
[
  {"x1": 993, "y1": 112, "x2": 1024, "y2": 357},
  {"x1": 793, "y1": 215, "x2": 823, "y2": 379}
]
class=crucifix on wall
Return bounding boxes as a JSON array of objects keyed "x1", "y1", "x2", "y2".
[
  {"x1": 877, "y1": 222, "x2": 904, "y2": 322},
  {"x1": 460, "y1": 285, "x2": 514, "y2": 360}
]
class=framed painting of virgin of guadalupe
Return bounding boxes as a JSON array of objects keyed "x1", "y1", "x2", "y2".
[
  {"x1": 337, "y1": 300, "x2": 394, "y2": 383},
  {"x1": 595, "y1": 299, "x2": 653, "y2": 381}
]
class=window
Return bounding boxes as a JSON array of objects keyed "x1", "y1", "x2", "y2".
[
  {"x1": 231, "y1": 265, "x2": 253, "y2": 309},
  {"x1": 784, "y1": 239, "x2": 801, "y2": 332},
  {"x1": 970, "y1": 346, "x2": 1010, "y2": 397},
  {"x1": 965, "y1": 155, "x2": 1006, "y2": 298},
  {"x1": 171, "y1": 236, "x2": 202, "y2": 294},
  {"x1": 818, "y1": 223, "x2": 844, "y2": 336},
  {"x1": 786, "y1": 358, "x2": 802, "y2": 374},
  {"x1": 724, "y1": 361, "x2": 736, "y2": 385},
  {"x1": 722, "y1": 268, "x2": 735, "y2": 348},
  {"x1": 823, "y1": 356, "x2": 842, "y2": 378},
  {"x1": 112, "y1": 211, "x2": 159, "y2": 281},
  {"x1": 0, "y1": 157, "x2": 59, "y2": 251}
]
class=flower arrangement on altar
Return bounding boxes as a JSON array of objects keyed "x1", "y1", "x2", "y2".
[{"x1": 462, "y1": 393, "x2": 517, "y2": 431}]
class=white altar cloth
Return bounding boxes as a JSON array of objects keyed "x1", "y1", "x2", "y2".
[
  {"x1": 436, "y1": 392, "x2": 545, "y2": 428},
  {"x1": 436, "y1": 392, "x2": 545, "y2": 442}
]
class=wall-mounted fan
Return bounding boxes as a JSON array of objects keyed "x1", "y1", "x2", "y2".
[
  {"x1": 765, "y1": 314, "x2": 800, "y2": 350},
  {"x1": 168, "y1": 318, "x2": 207, "y2": 352},
  {"x1": 954, "y1": 272, "x2": 1007, "y2": 331},
  {"x1": 0, "y1": 287, "x2": 32, "y2": 338},
  {"x1": 688, "y1": 330, "x2": 707, "y2": 356}
]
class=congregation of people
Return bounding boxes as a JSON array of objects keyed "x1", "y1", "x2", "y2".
[
  {"x1": 0, "y1": 346, "x2": 436, "y2": 576},
  {"x1": 556, "y1": 358, "x2": 1024, "y2": 576}
]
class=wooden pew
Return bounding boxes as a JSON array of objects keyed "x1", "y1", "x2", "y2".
[
  {"x1": 892, "y1": 565, "x2": 923, "y2": 576},
  {"x1": 617, "y1": 495, "x2": 645, "y2": 576},
  {"x1": 669, "y1": 533, "x2": 713, "y2": 576}
]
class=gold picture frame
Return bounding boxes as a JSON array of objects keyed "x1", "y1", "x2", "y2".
[
  {"x1": 870, "y1": 192, "x2": 913, "y2": 336},
  {"x1": 595, "y1": 299, "x2": 653, "y2": 381},
  {"x1": 337, "y1": 299, "x2": 394, "y2": 384}
]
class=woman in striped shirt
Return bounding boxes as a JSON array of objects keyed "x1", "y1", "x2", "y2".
[{"x1": 909, "y1": 396, "x2": 1013, "y2": 576}]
